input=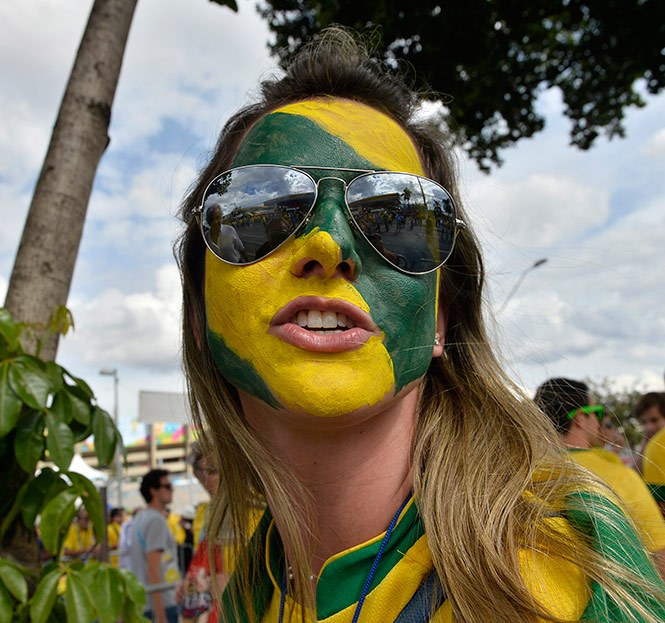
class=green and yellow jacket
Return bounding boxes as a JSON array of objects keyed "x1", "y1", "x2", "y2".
[{"x1": 219, "y1": 493, "x2": 665, "y2": 622}]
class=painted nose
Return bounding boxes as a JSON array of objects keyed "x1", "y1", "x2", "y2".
[{"x1": 289, "y1": 182, "x2": 362, "y2": 280}]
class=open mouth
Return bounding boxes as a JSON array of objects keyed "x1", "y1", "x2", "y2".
[
  {"x1": 290, "y1": 309, "x2": 355, "y2": 334},
  {"x1": 269, "y1": 297, "x2": 379, "y2": 352}
]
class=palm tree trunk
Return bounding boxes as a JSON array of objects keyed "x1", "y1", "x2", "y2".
[{"x1": 4, "y1": 0, "x2": 138, "y2": 360}]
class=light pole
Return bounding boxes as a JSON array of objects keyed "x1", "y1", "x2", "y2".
[
  {"x1": 99, "y1": 367, "x2": 122, "y2": 507},
  {"x1": 497, "y1": 258, "x2": 548, "y2": 314}
]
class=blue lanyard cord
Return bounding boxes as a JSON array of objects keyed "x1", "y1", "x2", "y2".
[
  {"x1": 278, "y1": 492, "x2": 413, "y2": 623},
  {"x1": 351, "y1": 492, "x2": 412, "y2": 623},
  {"x1": 279, "y1": 568, "x2": 287, "y2": 622}
]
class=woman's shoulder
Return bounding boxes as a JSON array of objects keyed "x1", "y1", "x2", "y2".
[{"x1": 524, "y1": 489, "x2": 665, "y2": 622}]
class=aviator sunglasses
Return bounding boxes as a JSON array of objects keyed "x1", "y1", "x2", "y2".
[{"x1": 194, "y1": 164, "x2": 466, "y2": 275}]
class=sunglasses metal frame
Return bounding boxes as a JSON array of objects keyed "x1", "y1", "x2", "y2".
[{"x1": 194, "y1": 164, "x2": 466, "y2": 275}]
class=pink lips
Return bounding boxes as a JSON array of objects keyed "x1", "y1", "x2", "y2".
[{"x1": 268, "y1": 296, "x2": 380, "y2": 352}]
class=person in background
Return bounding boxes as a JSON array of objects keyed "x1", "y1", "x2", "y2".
[
  {"x1": 177, "y1": 442, "x2": 223, "y2": 622},
  {"x1": 131, "y1": 469, "x2": 180, "y2": 623},
  {"x1": 638, "y1": 393, "x2": 665, "y2": 508},
  {"x1": 535, "y1": 377, "x2": 665, "y2": 578},
  {"x1": 597, "y1": 414, "x2": 638, "y2": 469},
  {"x1": 187, "y1": 441, "x2": 219, "y2": 546},
  {"x1": 118, "y1": 506, "x2": 143, "y2": 571},
  {"x1": 62, "y1": 507, "x2": 96, "y2": 560},
  {"x1": 107, "y1": 507, "x2": 125, "y2": 567}
]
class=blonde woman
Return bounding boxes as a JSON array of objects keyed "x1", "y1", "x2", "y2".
[{"x1": 176, "y1": 30, "x2": 665, "y2": 623}]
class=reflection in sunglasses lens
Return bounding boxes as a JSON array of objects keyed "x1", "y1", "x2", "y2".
[
  {"x1": 347, "y1": 173, "x2": 456, "y2": 273},
  {"x1": 202, "y1": 167, "x2": 315, "y2": 264}
]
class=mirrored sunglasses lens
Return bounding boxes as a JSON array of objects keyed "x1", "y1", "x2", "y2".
[
  {"x1": 201, "y1": 166, "x2": 316, "y2": 263},
  {"x1": 347, "y1": 173, "x2": 456, "y2": 273}
]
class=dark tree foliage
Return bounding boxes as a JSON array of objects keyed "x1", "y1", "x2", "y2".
[{"x1": 259, "y1": 0, "x2": 665, "y2": 170}]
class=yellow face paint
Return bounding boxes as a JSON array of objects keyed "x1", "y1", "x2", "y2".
[
  {"x1": 205, "y1": 229, "x2": 395, "y2": 417},
  {"x1": 274, "y1": 99, "x2": 424, "y2": 175}
]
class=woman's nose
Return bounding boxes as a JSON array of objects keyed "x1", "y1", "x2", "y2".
[{"x1": 289, "y1": 183, "x2": 362, "y2": 280}]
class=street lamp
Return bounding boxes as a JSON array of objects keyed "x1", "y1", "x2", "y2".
[
  {"x1": 99, "y1": 367, "x2": 122, "y2": 507},
  {"x1": 497, "y1": 258, "x2": 548, "y2": 314}
]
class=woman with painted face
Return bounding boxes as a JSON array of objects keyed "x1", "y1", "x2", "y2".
[{"x1": 176, "y1": 29, "x2": 665, "y2": 623}]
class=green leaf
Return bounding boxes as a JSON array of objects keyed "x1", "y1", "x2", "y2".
[
  {"x1": 14, "y1": 412, "x2": 45, "y2": 474},
  {"x1": 94, "y1": 567, "x2": 123, "y2": 623},
  {"x1": 64, "y1": 571, "x2": 95, "y2": 623},
  {"x1": 66, "y1": 386, "x2": 92, "y2": 426},
  {"x1": 48, "y1": 392, "x2": 70, "y2": 425},
  {"x1": 0, "y1": 561, "x2": 27, "y2": 603},
  {"x1": 44, "y1": 413, "x2": 74, "y2": 471},
  {"x1": 64, "y1": 372, "x2": 94, "y2": 400},
  {"x1": 77, "y1": 561, "x2": 98, "y2": 587},
  {"x1": 68, "y1": 473, "x2": 104, "y2": 543},
  {"x1": 0, "y1": 309, "x2": 20, "y2": 352},
  {"x1": 43, "y1": 362, "x2": 64, "y2": 394},
  {"x1": 29, "y1": 568, "x2": 61, "y2": 623},
  {"x1": 0, "y1": 361, "x2": 22, "y2": 438},
  {"x1": 92, "y1": 407, "x2": 116, "y2": 466},
  {"x1": 8, "y1": 356, "x2": 51, "y2": 411},
  {"x1": 0, "y1": 581, "x2": 13, "y2": 623},
  {"x1": 40, "y1": 488, "x2": 78, "y2": 555},
  {"x1": 117, "y1": 569, "x2": 146, "y2": 607},
  {"x1": 21, "y1": 469, "x2": 66, "y2": 529},
  {"x1": 47, "y1": 306, "x2": 74, "y2": 338}
]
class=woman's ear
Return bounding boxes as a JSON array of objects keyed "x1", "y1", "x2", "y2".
[{"x1": 433, "y1": 306, "x2": 447, "y2": 358}]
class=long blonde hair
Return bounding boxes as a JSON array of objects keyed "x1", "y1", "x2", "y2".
[{"x1": 176, "y1": 28, "x2": 665, "y2": 623}]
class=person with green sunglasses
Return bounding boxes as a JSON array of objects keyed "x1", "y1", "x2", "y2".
[{"x1": 535, "y1": 377, "x2": 665, "y2": 579}]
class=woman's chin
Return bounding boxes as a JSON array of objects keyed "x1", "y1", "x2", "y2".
[{"x1": 239, "y1": 378, "x2": 423, "y2": 432}]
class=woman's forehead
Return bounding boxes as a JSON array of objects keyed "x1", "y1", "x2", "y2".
[{"x1": 232, "y1": 97, "x2": 424, "y2": 175}]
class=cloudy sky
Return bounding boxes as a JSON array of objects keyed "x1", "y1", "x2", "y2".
[{"x1": 1, "y1": 0, "x2": 664, "y2": 441}]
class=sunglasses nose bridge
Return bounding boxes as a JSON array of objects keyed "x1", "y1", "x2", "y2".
[{"x1": 292, "y1": 179, "x2": 362, "y2": 279}]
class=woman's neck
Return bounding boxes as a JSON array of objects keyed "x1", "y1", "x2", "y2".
[{"x1": 241, "y1": 384, "x2": 419, "y2": 575}]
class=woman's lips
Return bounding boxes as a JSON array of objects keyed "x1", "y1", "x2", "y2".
[{"x1": 269, "y1": 296, "x2": 380, "y2": 352}]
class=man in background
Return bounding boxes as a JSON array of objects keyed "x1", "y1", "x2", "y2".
[
  {"x1": 131, "y1": 469, "x2": 180, "y2": 623},
  {"x1": 638, "y1": 393, "x2": 665, "y2": 507},
  {"x1": 62, "y1": 507, "x2": 96, "y2": 560},
  {"x1": 535, "y1": 378, "x2": 665, "y2": 578}
]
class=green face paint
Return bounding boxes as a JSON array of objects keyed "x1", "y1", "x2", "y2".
[{"x1": 204, "y1": 98, "x2": 439, "y2": 417}]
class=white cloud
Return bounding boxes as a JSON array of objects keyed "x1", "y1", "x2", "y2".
[
  {"x1": 59, "y1": 264, "x2": 182, "y2": 371},
  {"x1": 641, "y1": 128, "x2": 665, "y2": 159},
  {"x1": 469, "y1": 173, "x2": 610, "y2": 249}
]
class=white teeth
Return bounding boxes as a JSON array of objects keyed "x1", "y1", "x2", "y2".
[
  {"x1": 291, "y1": 310, "x2": 355, "y2": 331},
  {"x1": 322, "y1": 311, "x2": 338, "y2": 328},
  {"x1": 307, "y1": 310, "x2": 323, "y2": 328}
]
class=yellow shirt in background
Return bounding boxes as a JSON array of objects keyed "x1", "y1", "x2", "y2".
[
  {"x1": 107, "y1": 522, "x2": 122, "y2": 567},
  {"x1": 644, "y1": 427, "x2": 665, "y2": 502},
  {"x1": 62, "y1": 524, "x2": 95, "y2": 556},
  {"x1": 193, "y1": 501, "x2": 208, "y2": 546},
  {"x1": 569, "y1": 448, "x2": 665, "y2": 552},
  {"x1": 167, "y1": 512, "x2": 186, "y2": 545}
]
